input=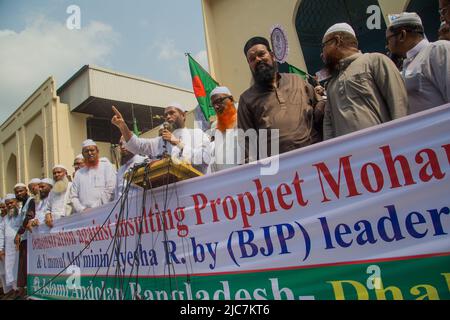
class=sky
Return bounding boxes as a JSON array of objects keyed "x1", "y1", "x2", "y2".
[{"x1": 0, "y1": 0, "x2": 208, "y2": 124}]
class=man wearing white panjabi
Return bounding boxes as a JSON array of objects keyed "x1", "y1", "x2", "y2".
[
  {"x1": 0, "y1": 194, "x2": 21, "y2": 298},
  {"x1": 111, "y1": 102, "x2": 211, "y2": 174},
  {"x1": 0, "y1": 197, "x2": 11, "y2": 297},
  {"x1": 27, "y1": 178, "x2": 53, "y2": 231},
  {"x1": 45, "y1": 165, "x2": 73, "y2": 226},
  {"x1": 27, "y1": 178, "x2": 41, "y2": 201},
  {"x1": 386, "y1": 12, "x2": 450, "y2": 114},
  {"x1": 208, "y1": 86, "x2": 240, "y2": 173},
  {"x1": 70, "y1": 139, "x2": 117, "y2": 213}
]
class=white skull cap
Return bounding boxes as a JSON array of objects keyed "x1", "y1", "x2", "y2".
[
  {"x1": 82, "y1": 139, "x2": 97, "y2": 148},
  {"x1": 323, "y1": 23, "x2": 356, "y2": 41}
]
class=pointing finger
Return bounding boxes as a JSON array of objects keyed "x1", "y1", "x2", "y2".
[{"x1": 112, "y1": 106, "x2": 122, "y2": 118}]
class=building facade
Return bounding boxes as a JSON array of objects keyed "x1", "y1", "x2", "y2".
[{"x1": 0, "y1": 65, "x2": 197, "y2": 195}]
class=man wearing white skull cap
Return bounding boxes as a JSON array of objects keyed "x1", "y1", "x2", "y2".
[
  {"x1": 69, "y1": 139, "x2": 117, "y2": 213},
  {"x1": 0, "y1": 197, "x2": 10, "y2": 297},
  {"x1": 386, "y1": 12, "x2": 450, "y2": 114},
  {"x1": 45, "y1": 164, "x2": 73, "y2": 224},
  {"x1": 13, "y1": 183, "x2": 34, "y2": 298},
  {"x1": 321, "y1": 22, "x2": 408, "y2": 140},
  {"x1": 111, "y1": 103, "x2": 211, "y2": 174},
  {"x1": 27, "y1": 179, "x2": 53, "y2": 231},
  {"x1": 208, "y1": 86, "x2": 240, "y2": 173},
  {"x1": 73, "y1": 154, "x2": 85, "y2": 179},
  {"x1": 0, "y1": 194, "x2": 21, "y2": 298}
]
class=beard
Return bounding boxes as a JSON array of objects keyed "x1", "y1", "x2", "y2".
[
  {"x1": 8, "y1": 207, "x2": 18, "y2": 217},
  {"x1": 120, "y1": 152, "x2": 134, "y2": 165},
  {"x1": 39, "y1": 192, "x2": 49, "y2": 200},
  {"x1": 33, "y1": 192, "x2": 41, "y2": 203},
  {"x1": 323, "y1": 50, "x2": 340, "y2": 74},
  {"x1": 324, "y1": 57, "x2": 338, "y2": 74},
  {"x1": 216, "y1": 101, "x2": 237, "y2": 132},
  {"x1": 252, "y1": 61, "x2": 276, "y2": 88},
  {"x1": 168, "y1": 121, "x2": 180, "y2": 131},
  {"x1": 85, "y1": 158, "x2": 99, "y2": 168},
  {"x1": 53, "y1": 176, "x2": 69, "y2": 193}
]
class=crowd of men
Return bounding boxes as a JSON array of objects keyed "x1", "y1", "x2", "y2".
[{"x1": 1, "y1": 7, "x2": 449, "y2": 300}]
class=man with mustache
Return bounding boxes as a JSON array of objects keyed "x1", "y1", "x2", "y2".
[
  {"x1": 386, "y1": 13, "x2": 450, "y2": 114},
  {"x1": 238, "y1": 36, "x2": 323, "y2": 163},
  {"x1": 72, "y1": 154, "x2": 85, "y2": 179},
  {"x1": 322, "y1": 23, "x2": 408, "y2": 140},
  {"x1": 0, "y1": 194, "x2": 21, "y2": 299},
  {"x1": 0, "y1": 198, "x2": 9, "y2": 298},
  {"x1": 27, "y1": 178, "x2": 53, "y2": 231},
  {"x1": 69, "y1": 139, "x2": 117, "y2": 214},
  {"x1": 111, "y1": 103, "x2": 211, "y2": 174},
  {"x1": 113, "y1": 136, "x2": 147, "y2": 201},
  {"x1": 209, "y1": 86, "x2": 240, "y2": 172},
  {"x1": 440, "y1": 0, "x2": 450, "y2": 25},
  {"x1": 13, "y1": 183, "x2": 35, "y2": 299},
  {"x1": 44, "y1": 165, "x2": 73, "y2": 227},
  {"x1": 28, "y1": 178, "x2": 41, "y2": 202},
  {"x1": 438, "y1": 21, "x2": 450, "y2": 41}
]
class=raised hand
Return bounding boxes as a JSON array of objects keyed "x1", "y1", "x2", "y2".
[
  {"x1": 111, "y1": 105, "x2": 133, "y2": 141},
  {"x1": 111, "y1": 105, "x2": 125, "y2": 128}
]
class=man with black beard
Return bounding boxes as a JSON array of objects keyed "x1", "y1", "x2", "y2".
[
  {"x1": 45, "y1": 165, "x2": 73, "y2": 228},
  {"x1": 238, "y1": 36, "x2": 323, "y2": 162},
  {"x1": 0, "y1": 198, "x2": 8, "y2": 298},
  {"x1": 13, "y1": 183, "x2": 35, "y2": 299},
  {"x1": 113, "y1": 136, "x2": 147, "y2": 201}
]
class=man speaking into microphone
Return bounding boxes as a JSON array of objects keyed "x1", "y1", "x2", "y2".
[{"x1": 111, "y1": 102, "x2": 211, "y2": 174}]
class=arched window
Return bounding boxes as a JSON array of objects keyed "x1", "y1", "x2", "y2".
[
  {"x1": 6, "y1": 154, "x2": 18, "y2": 192},
  {"x1": 29, "y1": 135, "x2": 44, "y2": 179}
]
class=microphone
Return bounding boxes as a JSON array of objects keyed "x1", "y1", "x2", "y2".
[
  {"x1": 163, "y1": 121, "x2": 170, "y2": 131},
  {"x1": 162, "y1": 121, "x2": 170, "y2": 156}
]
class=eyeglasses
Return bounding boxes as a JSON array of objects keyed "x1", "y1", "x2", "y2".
[
  {"x1": 211, "y1": 95, "x2": 232, "y2": 107},
  {"x1": 321, "y1": 37, "x2": 337, "y2": 49},
  {"x1": 386, "y1": 32, "x2": 401, "y2": 44}
]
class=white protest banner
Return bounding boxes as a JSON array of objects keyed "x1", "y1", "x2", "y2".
[{"x1": 28, "y1": 104, "x2": 450, "y2": 300}]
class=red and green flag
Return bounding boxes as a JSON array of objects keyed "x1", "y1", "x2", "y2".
[{"x1": 187, "y1": 53, "x2": 219, "y2": 120}]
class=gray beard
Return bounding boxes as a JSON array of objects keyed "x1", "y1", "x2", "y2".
[
  {"x1": 34, "y1": 193, "x2": 41, "y2": 203},
  {"x1": 8, "y1": 207, "x2": 18, "y2": 217},
  {"x1": 53, "y1": 176, "x2": 69, "y2": 193}
]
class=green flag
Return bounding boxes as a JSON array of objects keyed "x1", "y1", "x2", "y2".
[
  {"x1": 132, "y1": 117, "x2": 141, "y2": 136},
  {"x1": 286, "y1": 62, "x2": 308, "y2": 80},
  {"x1": 187, "y1": 53, "x2": 219, "y2": 120}
]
